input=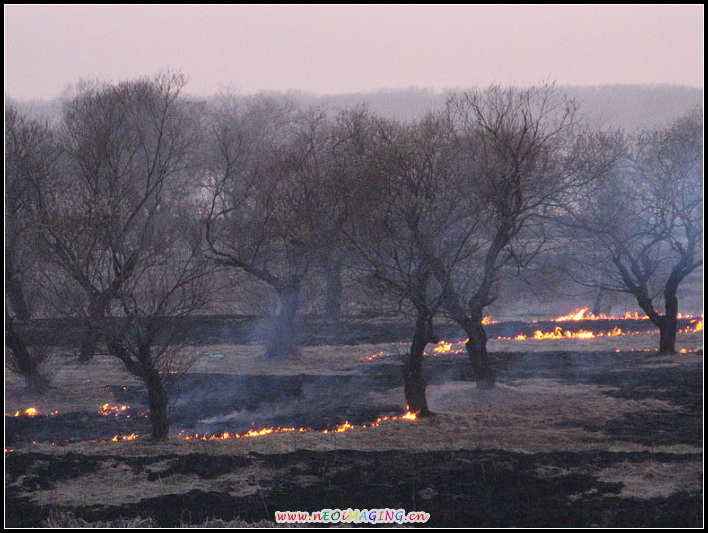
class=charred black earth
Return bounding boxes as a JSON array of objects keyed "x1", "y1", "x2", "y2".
[
  {"x1": 6, "y1": 449, "x2": 702, "y2": 527},
  {"x1": 5, "y1": 348, "x2": 703, "y2": 527}
]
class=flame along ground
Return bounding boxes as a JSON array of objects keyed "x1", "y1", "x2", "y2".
[
  {"x1": 5, "y1": 407, "x2": 57, "y2": 418},
  {"x1": 553, "y1": 307, "x2": 701, "y2": 323},
  {"x1": 6, "y1": 308, "x2": 701, "y2": 447},
  {"x1": 361, "y1": 310, "x2": 703, "y2": 359},
  {"x1": 5, "y1": 404, "x2": 420, "y2": 446},
  {"x1": 88, "y1": 408, "x2": 420, "y2": 444}
]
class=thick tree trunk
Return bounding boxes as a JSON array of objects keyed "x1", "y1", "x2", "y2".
[
  {"x1": 79, "y1": 330, "x2": 100, "y2": 362},
  {"x1": 144, "y1": 367, "x2": 170, "y2": 441},
  {"x1": 461, "y1": 309, "x2": 495, "y2": 389},
  {"x1": 6, "y1": 321, "x2": 50, "y2": 394},
  {"x1": 658, "y1": 319, "x2": 678, "y2": 354},
  {"x1": 464, "y1": 323, "x2": 495, "y2": 389},
  {"x1": 403, "y1": 307, "x2": 437, "y2": 417},
  {"x1": 108, "y1": 340, "x2": 170, "y2": 441},
  {"x1": 265, "y1": 283, "x2": 300, "y2": 358},
  {"x1": 6, "y1": 273, "x2": 31, "y2": 322},
  {"x1": 658, "y1": 289, "x2": 679, "y2": 354}
]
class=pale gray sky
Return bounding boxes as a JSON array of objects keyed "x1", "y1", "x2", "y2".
[{"x1": 4, "y1": 5, "x2": 704, "y2": 100}]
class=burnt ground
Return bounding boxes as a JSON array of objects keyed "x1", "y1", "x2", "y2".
[
  {"x1": 6, "y1": 351, "x2": 703, "y2": 447},
  {"x1": 6, "y1": 449, "x2": 702, "y2": 527},
  {"x1": 4, "y1": 320, "x2": 704, "y2": 527}
]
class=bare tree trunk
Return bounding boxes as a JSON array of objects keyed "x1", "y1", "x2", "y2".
[
  {"x1": 592, "y1": 288, "x2": 605, "y2": 317},
  {"x1": 109, "y1": 340, "x2": 170, "y2": 441},
  {"x1": 6, "y1": 319, "x2": 50, "y2": 394},
  {"x1": 79, "y1": 294, "x2": 110, "y2": 362},
  {"x1": 323, "y1": 260, "x2": 343, "y2": 323},
  {"x1": 265, "y1": 282, "x2": 300, "y2": 358},
  {"x1": 6, "y1": 269, "x2": 31, "y2": 322},
  {"x1": 459, "y1": 306, "x2": 495, "y2": 389},
  {"x1": 658, "y1": 320, "x2": 678, "y2": 354},
  {"x1": 464, "y1": 321, "x2": 495, "y2": 389},
  {"x1": 144, "y1": 367, "x2": 170, "y2": 442},
  {"x1": 658, "y1": 288, "x2": 679, "y2": 354},
  {"x1": 403, "y1": 307, "x2": 437, "y2": 416}
]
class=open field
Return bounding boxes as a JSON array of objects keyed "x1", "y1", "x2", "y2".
[{"x1": 5, "y1": 324, "x2": 703, "y2": 527}]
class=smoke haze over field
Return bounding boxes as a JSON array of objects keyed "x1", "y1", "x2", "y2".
[{"x1": 4, "y1": 5, "x2": 703, "y2": 100}]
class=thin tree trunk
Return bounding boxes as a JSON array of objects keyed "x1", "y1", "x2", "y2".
[
  {"x1": 323, "y1": 260, "x2": 343, "y2": 323},
  {"x1": 265, "y1": 283, "x2": 300, "y2": 358},
  {"x1": 403, "y1": 307, "x2": 437, "y2": 416},
  {"x1": 592, "y1": 288, "x2": 605, "y2": 317}
]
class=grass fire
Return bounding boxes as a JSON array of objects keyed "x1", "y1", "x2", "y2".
[{"x1": 5, "y1": 72, "x2": 702, "y2": 527}]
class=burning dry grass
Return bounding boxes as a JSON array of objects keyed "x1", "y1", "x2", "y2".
[
  {"x1": 19, "y1": 371, "x2": 700, "y2": 459},
  {"x1": 6, "y1": 332, "x2": 702, "y2": 456},
  {"x1": 6, "y1": 331, "x2": 701, "y2": 417},
  {"x1": 7, "y1": 333, "x2": 702, "y2": 526},
  {"x1": 15, "y1": 372, "x2": 702, "y2": 514},
  {"x1": 490, "y1": 330, "x2": 703, "y2": 354}
]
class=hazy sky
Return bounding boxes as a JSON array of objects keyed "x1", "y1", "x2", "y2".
[{"x1": 4, "y1": 5, "x2": 704, "y2": 100}]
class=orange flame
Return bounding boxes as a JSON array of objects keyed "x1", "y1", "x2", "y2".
[
  {"x1": 553, "y1": 308, "x2": 654, "y2": 322},
  {"x1": 533, "y1": 326, "x2": 596, "y2": 339},
  {"x1": 432, "y1": 342, "x2": 453, "y2": 354},
  {"x1": 179, "y1": 408, "x2": 419, "y2": 441},
  {"x1": 6, "y1": 408, "x2": 40, "y2": 417}
]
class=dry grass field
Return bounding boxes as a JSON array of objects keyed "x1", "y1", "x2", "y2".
[{"x1": 5, "y1": 327, "x2": 703, "y2": 527}]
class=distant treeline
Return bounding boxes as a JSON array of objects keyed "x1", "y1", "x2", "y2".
[{"x1": 15, "y1": 84, "x2": 703, "y2": 130}]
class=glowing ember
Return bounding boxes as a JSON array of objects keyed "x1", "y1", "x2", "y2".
[
  {"x1": 109, "y1": 433, "x2": 139, "y2": 442},
  {"x1": 98, "y1": 403, "x2": 131, "y2": 416},
  {"x1": 361, "y1": 351, "x2": 387, "y2": 361}
]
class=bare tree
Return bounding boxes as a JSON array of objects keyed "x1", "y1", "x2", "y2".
[
  {"x1": 5, "y1": 102, "x2": 58, "y2": 393},
  {"x1": 204, "y1": 96, "x2": 334, "y2": 357},
  {"x1": 39, "y1": 73, "x2": 208, "y2": 439},
  {"x1": 343, "y1": 112, "x2": 464, "y2": 414},
  {"x1": 567, "y1": 110, "x2": 703, "y2": 353},
  {"x1": 419, "y1": 85, "x2": 614, "y2": 387}
]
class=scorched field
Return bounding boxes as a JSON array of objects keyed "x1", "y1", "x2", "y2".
[{"x1": 5, "y1": 313, "x2": 704, "y2": 527}]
